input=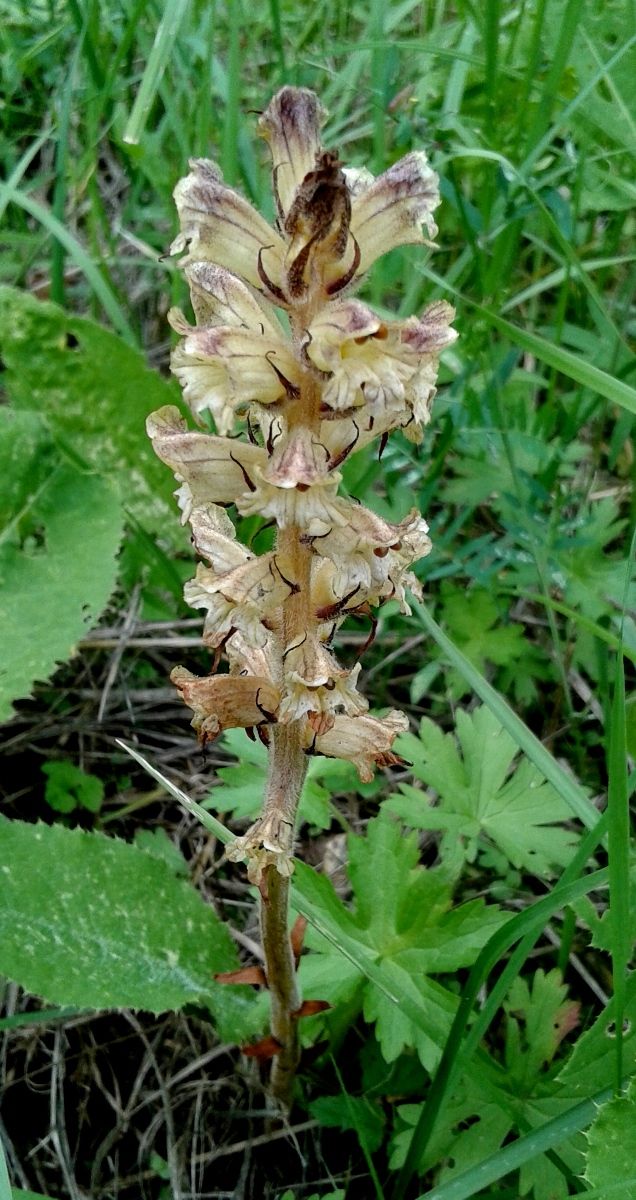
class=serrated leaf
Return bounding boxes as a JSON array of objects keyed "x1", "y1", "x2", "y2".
[
  {"x1": 440, "y1": 587, "x2": 529, "y2": 699},
  {"x1": 133, "y1": 827, "x2": 189, "y2": 876},
  {"x1": 0, "y1": 409, "x2": 124, "y2": 722},
  {"x1": 298, "y1": 817, "x2": 503, "y2": 1069},
  {"x1": 0, "y1": 816, "x2": 239, "y2": 1017},
  {"x1": 385, "y1": 706, "x2": 579, "y2": 876},
  {"x1": 0, "y1": 286, "x2": 179, "y2": 531},
  {"x1": 556, "y1": 972, "x2": 636, "y2": 1100},
  {"x1": 584, "y1": 1079, "x2": 636, "y2": 1198},
  {"x1": 505, "y1": 969, "x2": 580, "y2": 1086}
]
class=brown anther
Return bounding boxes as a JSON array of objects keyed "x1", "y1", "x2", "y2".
[
  {"x1": 207, "y1": 625, "x2": 235, "y2": 670},
  {"x1": 315, "y1": 583, "x2": 362, "y2": 621},
  {"x1": 282, "y1": 633, "x2": 307, "y2": 662},
  {"x1": 272, "y1": 556, "x2": 300, "y2": 595},
  {"x1": 328, "y1": 421, "x2": 360, "y2": 470},
  {"x1": 246, "y1": 412, "x2": 258, "y2": 445},
  {"x1": 257, "y1": 246, "x2": 289, "y2": 306},
  {"x1": 265, "y1": 350, "x2": 300, "y2": 398},
  {"x1": 295, "y1": 482, "x2": 310, "y2": 492},
  {"x1": 266, "y1": 418, "x2": 283, "y2": 454},
  {"x1": 373, "y1": 545, "x2": 390, "y2": 558},
  {"x1": 354, "y1": 604, "x2": 378, "y2": 659},
  {"x1": 229, "y1": 450, "x2": 257, "y2": 492},
  {"x1": 254, "y1": 687, "x2": 278, "y2": 724},
  {"x1": 325, "y1": 232, "x2": 361, "y2": 296}
]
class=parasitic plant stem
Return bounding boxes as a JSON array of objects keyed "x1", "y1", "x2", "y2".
[{"x1": 148, "y1": 86, "x2": 456, "y2": 1106}]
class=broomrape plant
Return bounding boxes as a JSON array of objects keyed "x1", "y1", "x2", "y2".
[{"x1": 147, "y1": 87, "x2": 456, "y2": 1105}]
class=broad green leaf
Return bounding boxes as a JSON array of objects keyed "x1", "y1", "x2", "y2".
[
  {"x1": 584, "y1": 1079, "x2": 636, "y2": 1198},
  {"x1": 0, "y1": 286, "x2": 179, "y2": 531},
  {"x1": 41, "y1": 760, "x2": 104, "y2": 814},
  {"x1": 386, "y1": 707, "x2": 578, "y2": 876},
  {"x1": 0, "y1": 816, "x2": 257, "y2": 1037},
  {"x1": 0, "y1": 409, "x2": 124, "y2": 722}
]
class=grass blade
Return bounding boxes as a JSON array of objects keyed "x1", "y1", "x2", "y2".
[
  {"x1": 115, "y1": 739, "x2": 232, "y2": 843},
  {"x1": 123, "y1": 0, "x2": 191, "y2": 146},
  {"x1": 0, "y1": 184, "x2": 137, "y2": 344}
]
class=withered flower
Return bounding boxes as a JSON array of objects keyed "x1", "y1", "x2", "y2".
[{"x1": 149, "y1": 86, "x2": 455, "y2": 1103}]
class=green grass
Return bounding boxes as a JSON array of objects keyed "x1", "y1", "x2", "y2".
[{"x1": 1, "y1": 1, "x2": 634, "y2": 1197}]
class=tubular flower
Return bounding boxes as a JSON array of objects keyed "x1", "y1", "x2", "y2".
[{"x1": 149, "y1": 87, "x2": 456, "y2": 883}]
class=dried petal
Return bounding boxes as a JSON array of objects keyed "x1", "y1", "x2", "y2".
[
  {"x1": 171, "y1": 666, "x2": 280, "y2": 743},
  {"x1": 316, "y1": 502, "x2": 432, "y2": 606},
  {"x1": 259, "y1": 86, "x2": 326, "y2": 219},
  {"x1": 226, "y1": 811, "x2": 295, "y2": 884},
  {"x1": 279, "y1": 636, "x2": 367, "y2": 726},
  {"x1": 262, "y1": 426, "x2": 330, "y2": 490},
  {"x1": 171, "y1": 321, "x2": 300, "y2": 434},
  {"x1": 184, "y1": 554, "x2": 290, "y2": 648},
  {"x1": 313, "y1": 710, "x2": 409, "y2": 781},
  {"x1": 182, "y1": 262, "x2": 281, "y2": 334},
  {"x1": 349, "y1": 151, "x2": 439, "y2": 275},
  {"x1": 284, "y1": 150, "x2": 351, "y2": 297},
  {"x1": 146, "y1": 406, "x2": 266, "y2": 516},
  {"x1": 308, "y1": 298, "x2": 455, "y2": 431},
  {"x1": 172, "y1": 158, "x2": 285, "y2": 292}
]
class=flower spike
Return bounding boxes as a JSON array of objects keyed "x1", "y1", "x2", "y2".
[{"x1": 149, "y1": 86, "x2": 456, "y2": 1107}]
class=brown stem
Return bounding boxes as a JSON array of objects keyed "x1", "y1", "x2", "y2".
[{"x1": 260, "y1": 721, "x2": 307, "y2": 1107}]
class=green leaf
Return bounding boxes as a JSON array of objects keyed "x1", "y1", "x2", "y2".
[
  {"x1": 0, "y1": 286, "x2": 179, "y2": 531},
  {"x1": 440, "y1": 587, "x2": 529, "y2": 699},
  {"x1": 556, "y1": 972, "x2": 636, "y2": 1100},
  {"x1": 133, "y1": 827, "x2": 189, "y2": 876},
  {"x1": 0, "y1": 409, "x2": 124, "y2": 722},
  {"x1": 0, "y1": 816, "x2": 240, "y2": 1017},
  {"x1": 584, "y1": 1079, "x2": 636, "y2": 1198},
  {"x1": 41, "y1": 760, "x2": 104, "y2": 814},
  {"x1": 298, "y1": 817, "x2": 503, "y2": 1069},
  {"x1": 386, "y1": 707, "x2": 578, "y2": 876},
  {"x1": 504, "y1": 969, "x2": 580, "y2": 1087},
  {"x1": 310, "y1": 1093, "x2": 385, "y2": 1154},
  {"x1": 391, "y1": 971, "x2": 580, "y2": 1198}
]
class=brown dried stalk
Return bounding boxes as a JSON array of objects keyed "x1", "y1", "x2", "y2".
[{"x1": 148, "y1": 87, "x2": 456, "y2": 1107}]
